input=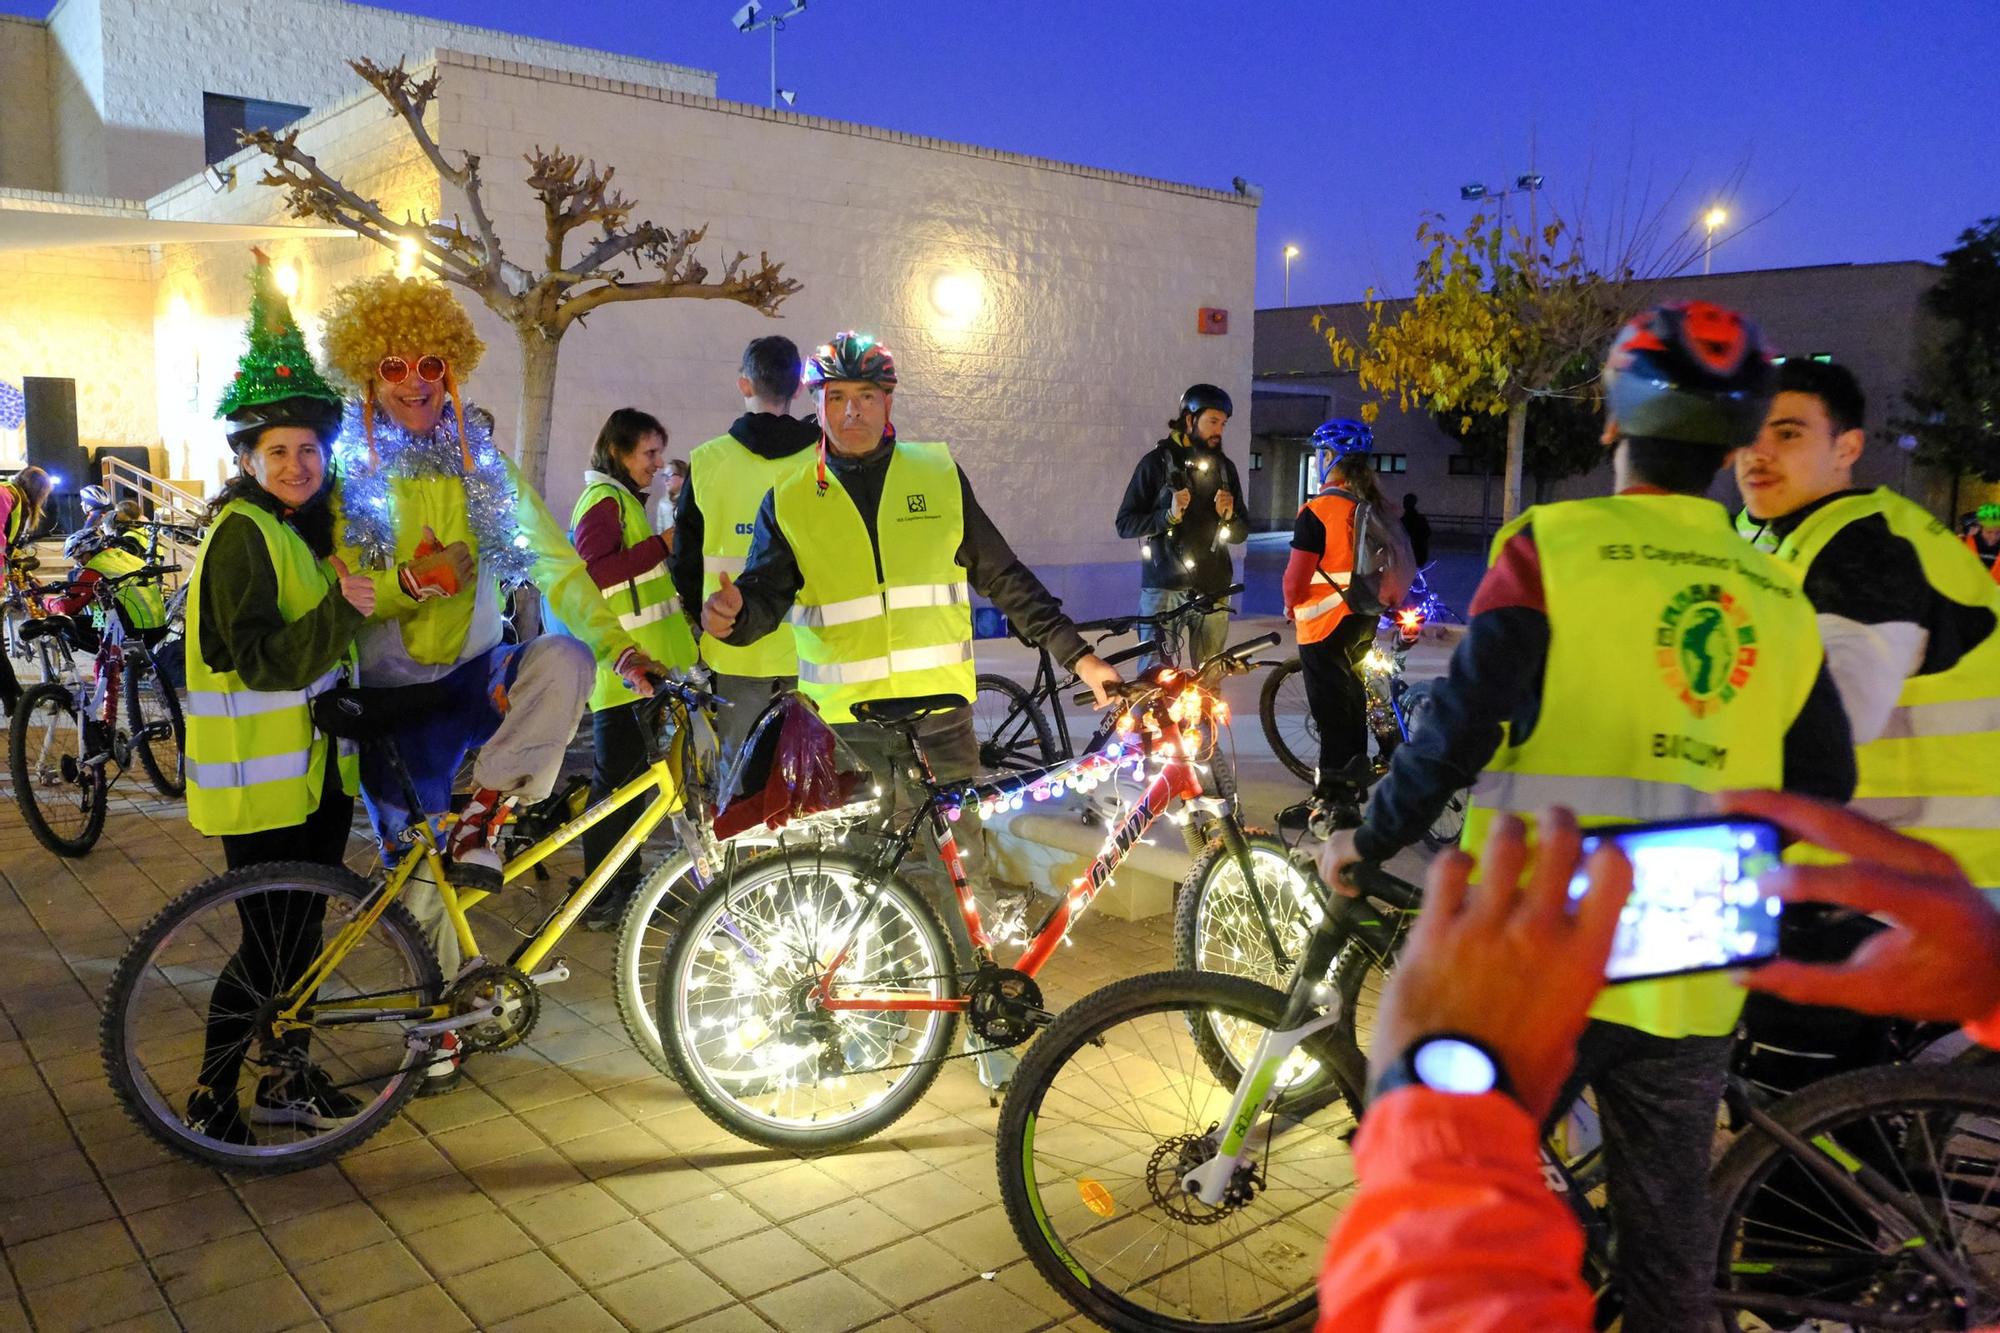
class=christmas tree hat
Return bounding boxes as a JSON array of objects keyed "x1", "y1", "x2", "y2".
[{"x1": 214, "y1": 249, "x2": 343, "y2": 441}]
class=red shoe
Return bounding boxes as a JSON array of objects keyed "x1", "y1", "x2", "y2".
[{"x1": 446, "y1": 788, "x2": 511, "y2": 891}]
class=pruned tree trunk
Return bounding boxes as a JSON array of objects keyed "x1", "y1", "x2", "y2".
[
  {"x1": 515, "y1": 332, "x2": 561, "y2": 490},
  {"x1": 1502, "y1": 400, "x2": 1529, "y2": 522}
]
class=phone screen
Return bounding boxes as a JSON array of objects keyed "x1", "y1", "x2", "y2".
[{"x1": 1566, "y1": 817, "x2": 1785, "y2": 984}]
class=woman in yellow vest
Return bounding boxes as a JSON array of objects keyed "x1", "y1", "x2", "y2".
[
  {"x1": 568, "y1": 407, "x2": 696, "y2": 927},
  {"x1": 180, "y1": 256, "x2": 375, "y2": 1146},
  {"x1": 0, "y1": 464, "x2": 54, "y2": 715}
]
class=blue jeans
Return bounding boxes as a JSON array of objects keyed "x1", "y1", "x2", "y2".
[{"x1": 1137, "y1": 587, "x2": 1230, "y2": 672}]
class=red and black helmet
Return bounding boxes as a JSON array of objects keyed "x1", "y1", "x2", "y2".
[
  {"x1": 803, "y1": 332, "x2": 897, "y2": 390},
  {"x1": 1603, "y1": 301, "x2": 1774, "y2": 447}
]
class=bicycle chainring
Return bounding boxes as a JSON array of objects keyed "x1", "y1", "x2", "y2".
[
  {"x1": 447, "y1": 964, "x2": 541, "y2": 1053},
  {"x1": 967, "y1": 966, "x2": 1048, "y2": 1047}
]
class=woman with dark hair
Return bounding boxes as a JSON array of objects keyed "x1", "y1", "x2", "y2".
[
  {"x1": 180, "y1": 254, "x2": 375, "y2": 1144},
  {"x1": 569, "y1": 407, "x2": 697, "y2": 927},
  {"x1": 0, "y1": 464, "x2": 55, "y2": 714}
]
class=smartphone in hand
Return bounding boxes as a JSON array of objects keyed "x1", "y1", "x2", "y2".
[{"x1": 1567, "y1": 816, "x2": 1785, "y2": 984}]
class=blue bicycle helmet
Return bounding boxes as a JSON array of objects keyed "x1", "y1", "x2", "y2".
[{"x1": 1311, "y1": 418, "x2": 1373, "y2": 455}]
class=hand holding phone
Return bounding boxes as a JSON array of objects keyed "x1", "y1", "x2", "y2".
[{"x1": 1570, "y1": 816, "x2": 1785, "y2": 984}]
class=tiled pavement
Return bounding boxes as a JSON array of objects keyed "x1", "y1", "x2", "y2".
[{"x1": 0, "y1": 769, "x2": 1187, "y2": 1333}]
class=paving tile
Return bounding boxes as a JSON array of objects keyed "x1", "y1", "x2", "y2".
[
  {"x1": 338, "y1": 1135, "x2": 455, "y2": 1196},
  {"x1": 870, "y1": 1170, "x2": 990, "y2": 1231},
  {"x1": 0, "y1": 1179, "x2": 116, "y2": 1246},
  {"x1": 102, "y1": 1156, "x2": 228, "y2": 1215},
  {"x1": 402, "y1": 1209, "x2": 538, "y2": 1278},
  {"x1": 753, "y1": 1269, "x2": 891, "y2": 1333},
  {"x1": 990, "y1": 1258, "x2": 1085, "y2": 1322},
  {"x1": 400, "y1": 1085, "x2": 509, "y2": 1135},
  {"x1": 367, "y1": 1174, "x2": 491, "y2": 1235},
  {"x1": 23, "y1": 1261, "x2": 165, "y2": 1333},
  {"x1": 488, "y1": 1292, "x2": 625, "y2": 1333},
  {"x1": 0, "y1": 1146, "x2": 97, "y2": 1200},
  {"x1": 505, "y1": 1179, "x2": 630, "y2": 1246},
  {"x1": 598, "y1": 1159, "x2": 714, "y2": 1214},
  {"x1": 676, "y1": 1307, "x2": 783, "y2": 1333},
  {"x1": 595, "y1": 1262, "x2": 734, "y2": 1333},
  {"x1": 124, "y1": 1188, "x2": 256, "y2": 1258},
  {"x1": 905, "y1": 1277, "x2": 1049, "y2": 1333},
  {"x1": 928, "y1": 1205, "x2": 1024, "y2": 1272},
  {"x1": 695, "y1": 1227, "x2": 827, "y2": 1298},
  {"x1": 264, "y1": 1199, "x2": 395, "y2": 1267},
  {"x1": 465, "y1": 1145, "x2": 587, "y2": 1205},
  {"x1": 294, "y1": 1239, "x2": 432, "y2": 1314},
  {"x1": 641, "y1": 1191, "x2": 767, "y2": 1254},
  {"x1": 546, "y1": 1217, "x2": 677, "y2": 1288},
  {"x1": 326, "y1": 1282, "x2": 472, "y2": 1333},
  {"x1": 743, "y1": 1161, "x2": 855, "y2": 1223},
  {"x1": 517, "y1": 1092, "x2": 629, "y2": 1143},
  {"x1": 237, "y1": 1164, "x2": 363, "y2": 1226},
  {"x1": 846, "y1": 1236, "x2": 966, "y2": 1308},
  {"x1": 173, "y1": 1272, "x2": 318, "y2": 1333},
  {"x1": 444, "y1": 1250, "x2": 580, "y2": 1327},
  {"x1": 152, "y1": 1230, "x2": 287, "y2": 1305},
  {"x1": 6, "y1": 1217, "x2": 143, "y2": 1290},
  {"x1": 430, "y1": 1114, "x2": 544, "y2": 1170},
  {"x1": 479, "y1": 1066, "x2": 590, "y2": 1114},
  {"x1": 557, "y1": 1122, "x2": 678, "y2": 1179},
  {"x1": 784, "y1": 1196, "x2": 914, "y2": 1265}
]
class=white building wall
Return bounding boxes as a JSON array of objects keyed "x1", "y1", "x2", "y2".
[
  {"x1": 0, "y1": 16, "x2": 57, "y2": 192},
  {"x1": 45, "y1": 0, "x2": 107, "y2": 197},
  {"x1": 0, "y1": 242, "x2": 157, "y2": 460}
]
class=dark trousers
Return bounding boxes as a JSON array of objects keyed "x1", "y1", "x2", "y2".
[
  {"x1": 582, "y1": 700, "x2": 649, "y2": 895},
  {"x1": 1548, "y1": 1019, "x2": 1732, "y2": 1333},
  {"x1": 1299, "y1": 614, "x2": 1375, "y2": 799},
  {"x1": 0, "y1": 644, "x2": 19, "y2": 713},
  {"x1": 200, "y1": 762, "x2": 356, "y2": 1094}
]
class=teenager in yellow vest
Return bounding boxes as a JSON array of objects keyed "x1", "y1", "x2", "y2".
[
  {"x1": 1322, "y1": 302, "x2": 1856, "y2": 1331},
  {"x1": 669, "y1": 336, "x2": 821, "y2": 759},
  {"x1": 1735, "y1": 360, "x2": 2000, "y2": 892},
  {"x1": 702, "y1": 332, "x2": 1123, "y2": 1089},
  {"x1": 0, "y1": 465, "x2": 53, "y2": 715},
  {"x1": 181, "y1": 255, "x2": 376, "y2": 1145},
  {"x1": 567, "y1": 407, "x2": 696, "y2": 928},
  {"x1": 1969, "y1": 503, "x2": 2000, "y2": 583}
]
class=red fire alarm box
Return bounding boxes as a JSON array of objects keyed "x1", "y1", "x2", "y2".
[{"x1": 1197, "y1": 307, "x2": 1228, "y2": 335}]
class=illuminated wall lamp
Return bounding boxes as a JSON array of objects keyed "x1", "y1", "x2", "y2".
[{"x1": 930, "y1": 270, "x2": 984, "y2": 327}]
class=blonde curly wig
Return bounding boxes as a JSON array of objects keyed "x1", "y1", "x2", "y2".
[{"x1": 319, "y1": 273, "x2": 485, "y2": 391}]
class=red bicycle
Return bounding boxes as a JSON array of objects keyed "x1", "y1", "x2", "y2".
[{"x1": 655, "y1": 631, "x2": 1282, "y2": 1150}]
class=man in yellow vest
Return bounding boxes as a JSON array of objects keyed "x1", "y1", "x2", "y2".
[
  {"x1": 668, "y1": 335, "x2": 822, "y2": 759},
  {"x1": 702, "y1": 331, "x2": 1122, "y2": 1086},
  {"x1": 1322, "y1": 302, "x2": 1857, "y2": 1331},
  {"x1": 1733, "y1": 359, "x2": 2000, "y2": 893}
]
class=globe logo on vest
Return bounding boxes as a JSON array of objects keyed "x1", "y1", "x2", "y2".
[{"x1": 1656, "y1": 583, "x2": 1758, "y2": 718}]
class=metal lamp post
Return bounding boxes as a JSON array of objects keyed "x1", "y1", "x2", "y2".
[
  {"x1": 1704, "y1": 206, "x2": 1728, "y2": 275},
  {"x1": 1283, "y1": 244, "x2": 1300, "y2": 306},
  {"x1": 731, "y1": 1, "x2": 810, "y2": 110}
]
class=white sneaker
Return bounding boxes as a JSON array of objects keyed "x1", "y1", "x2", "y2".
[{"x1": 964, "y1": 1032, "x2": 1018, "y2": 1092}]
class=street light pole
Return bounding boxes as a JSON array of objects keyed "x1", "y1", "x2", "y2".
[
  {"x1": 1283, "y1": 244, "x2": 1300, "y2": 306},
  {"x1": 731, "y1": 1, "x2": 810, "y2": 110},
  {"x1": 1703, "y1": 206, "x2": 1728, "y2": 275},
  {"x1": 1459, "y1": 173, "x2": 1545, "y2": 250}
]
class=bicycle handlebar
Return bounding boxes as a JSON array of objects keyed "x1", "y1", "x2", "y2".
[
  {"x1": 1068, "y1": 630, "x2": 1278, "y2": 708},
  {"x1": 1097, "y1": 638, "x2": 1156, "y2": 670}
]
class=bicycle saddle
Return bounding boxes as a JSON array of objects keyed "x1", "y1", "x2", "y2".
[
  {"x1": 17, "y1": 615, "x2": 73, "y2": 644},
  {"x1": 848, "y1": 693, "x2": 970, "y2": 725},
  {"x1": 309, "y1": 682, "x2": 449, "y2": 741}
]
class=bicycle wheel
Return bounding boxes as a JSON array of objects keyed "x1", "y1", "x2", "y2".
[
  {"x1": 1711, "y1": 1062, "x2": 2000, "y2": 1329},
  {"x1": 996, "y1": 970, "x2": 1366, "y2": 1332},
  {"x1": 1175, "y1": 833, "x2": 1321, "y2": 987},
  {"x1": 10, "y1": 682, "x2": 106, "y2": 856},
  {"x1": 126, "y1": 651, "x2": 185, "y2": 797},
  {"x1": 1258, "y1": 659, "x2": 1315, "y2": 784},
  {"x1": 658, "y1": 848, "x2": 959, "y2": 1151},
  {"x1": 101, "y1": 861, "x2": 443, "y2": 1173},
  {"x1": 973, "y1": 672, "x2": 1058, "y2": 771}
]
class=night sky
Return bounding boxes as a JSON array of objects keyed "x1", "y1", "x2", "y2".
[{"x1": 9, "y1": 0, "x2": 1994, "y2": 306}]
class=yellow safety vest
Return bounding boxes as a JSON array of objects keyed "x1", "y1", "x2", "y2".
[
  {"x1": 184, "y1": 500, "x2": 359, "y2": 836},
  {"x1": 689, "y1": 433, "x2": 811, "y2": 677},
  {"x1": 1462, "y1": 493, "x2": 1824, "y2": 1038},
  {"x1": 568, "y1": 474, "x2": 695, "y2": 711},
  {"x1": 84, "y1": 542, "x2": 168, "y2": 633},
  {"x1": 1771, "y1": 488, "x2": 2000, "y2": 889},
  {"x1": 770, "y1": 441, "x2": 974, "y2": 723},
  {"x1": 3, "y1": 482, "x2": 29, "y2": 551}
]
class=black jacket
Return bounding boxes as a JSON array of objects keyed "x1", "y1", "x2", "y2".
[
  {"x1": 668, "y1": 411, "x2": 821, "y2": 615},
  {"x1": 1115, "y1": 431, "x2": 1245, "y2": 593},
  {"x1": 726, "y1": 433, "x2": 1089, "y2": 669}
]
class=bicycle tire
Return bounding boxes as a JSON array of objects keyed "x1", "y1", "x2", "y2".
[
  {"x1": 1258, "y1": 659, "x2": 1315, "y2": 784},
  {"x1": 973, "y1": 672, "x2": 1059, "y2": 771},
  {"x1": 657, "y1": 848, "x2": 959, "y2": 1151},
  {"x1": 100, "y1": 860, "x2": 443, "y2": 1173},
  {"x1": 126, "y1": 651, "x2": 185, "y2": 798},
  {"x1": 996, "y1": 970, "x2": 1366, "y2": 1332},
  {"x1": 1710, "y1": 1061, "x2": 2000, "y2": 1328},
  {"x1": 10, "y1": 681, "x2": 106, "y2": 856}
]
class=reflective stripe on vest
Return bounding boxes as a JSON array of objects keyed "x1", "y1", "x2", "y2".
[
  {"x1": 690, "y1": 433, "x2": 815, "y2": 677},
  {"x1": 1771, "y1": 488, "x2": 2000, "y2": 887},
  {"x1": 183, "y1": 500, "x2": 358, "y2": 836},
  {"x1": 1461, "y1": 493, "x2": 1823, "y2": 1039},
  {"x1": 569, "y1": 476, "x2": 696, "y2": 709},
  {"x1": 1296, "y1": 490, "x2": 1358, "y2": 644},
  {"x1": 772, "y1": 441, "x2": 974, "y2": 723}
]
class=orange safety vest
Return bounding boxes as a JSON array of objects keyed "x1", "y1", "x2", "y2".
[
  {"x1": 1294, "y1": 488, "x2": 1359, "y2": 645},
  {"x1": 1967, "y1": 531, "x2": 2000, "y2": 584}
]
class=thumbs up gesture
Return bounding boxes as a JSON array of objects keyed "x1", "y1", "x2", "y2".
[
  {"x1": 702, "y1": 571, "x2": 743, "y2": 639},
  {"x1": 332, "y1": 556, "x2": 376, "y2": 617},
  {"x1": 398, "y1": 524, "x2": 477, "y2": 601}
]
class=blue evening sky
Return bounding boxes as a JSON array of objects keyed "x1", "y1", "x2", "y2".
[{"x1": 9, "y1": 0, "x2": 1994, "y2": 305}]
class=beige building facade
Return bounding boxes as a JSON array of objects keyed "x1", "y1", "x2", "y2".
[{"x1": 0, "y1": 0, "x2": 1257, "y2": 617}]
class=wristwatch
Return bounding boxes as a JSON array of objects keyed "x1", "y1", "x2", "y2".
[{"x1": 1367, "y1": 1033, "x2": 1516, "y2": 1107}]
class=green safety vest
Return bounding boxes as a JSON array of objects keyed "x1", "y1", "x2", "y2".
[
  {"x1": 689, "y1": 433, "x2": 811, "y2": 677},
  {"x1": 1771, "y1": 488, "x2": 2000, "y2": 889},
  {"x1": 770, "y1": 440, "x2": 974, "y2": 723},
  {"x1": 569, "y1": 473, "x2": 696, "y2": 711},
  {"x1": 1461, "y1": 493, "x2": 1824, "y2": 1038},
  {"x1": 83, "y1": 542, "x2": 167, "y2": 633},
  {"x1": 183, "y1": 500, "x2": 359, "y2": 836}
]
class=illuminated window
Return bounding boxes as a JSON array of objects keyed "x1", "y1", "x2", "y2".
[{"x1": 1371, "y1": 453, "x2": 1408, "y2": 474}]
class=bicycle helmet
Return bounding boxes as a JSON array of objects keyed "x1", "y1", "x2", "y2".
[
  {"x1": 1180, "y1": 383, "x2": 1233, "y2": 420},
  {"x1": 802, "y1": 332, "x2": 898, "y2": 390},
  {"x1": 1979, "y1": 503, "x2": 2000, "y2": 525},
  {"x1": 1603, "y1": 300, "x2": 1774, "y2": 447},
  {"x1": 79, "y1": 484, "x2": 111, "y2": 514},
  {"x1": 223, "y1": 393, "x2": 344, "y2": 452},
  {"x1": 1311, "y1": 418, "x2": 1373, "y2": 455}
]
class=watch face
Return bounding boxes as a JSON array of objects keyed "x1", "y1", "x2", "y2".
[{"x1": 1413, "y1": 1038, "x2": 1498, "y2": 1094}]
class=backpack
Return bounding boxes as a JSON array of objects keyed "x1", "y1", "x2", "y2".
[{"x1": 1342, "y1": 501, "x2": 1417, "y2": 617}]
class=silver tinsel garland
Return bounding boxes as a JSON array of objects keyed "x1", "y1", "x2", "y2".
[{"x1": 331, "y1": 400, "x2": 537, "y2": 588}]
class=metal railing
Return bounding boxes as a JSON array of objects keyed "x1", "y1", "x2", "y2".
[{"x1": 101, "y1": 455, "x2": 206, "y2": 584}]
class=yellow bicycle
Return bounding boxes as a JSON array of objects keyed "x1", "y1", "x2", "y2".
[{"x1": 99, "y1": 676, "x2": 837, "y2": 1171}]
